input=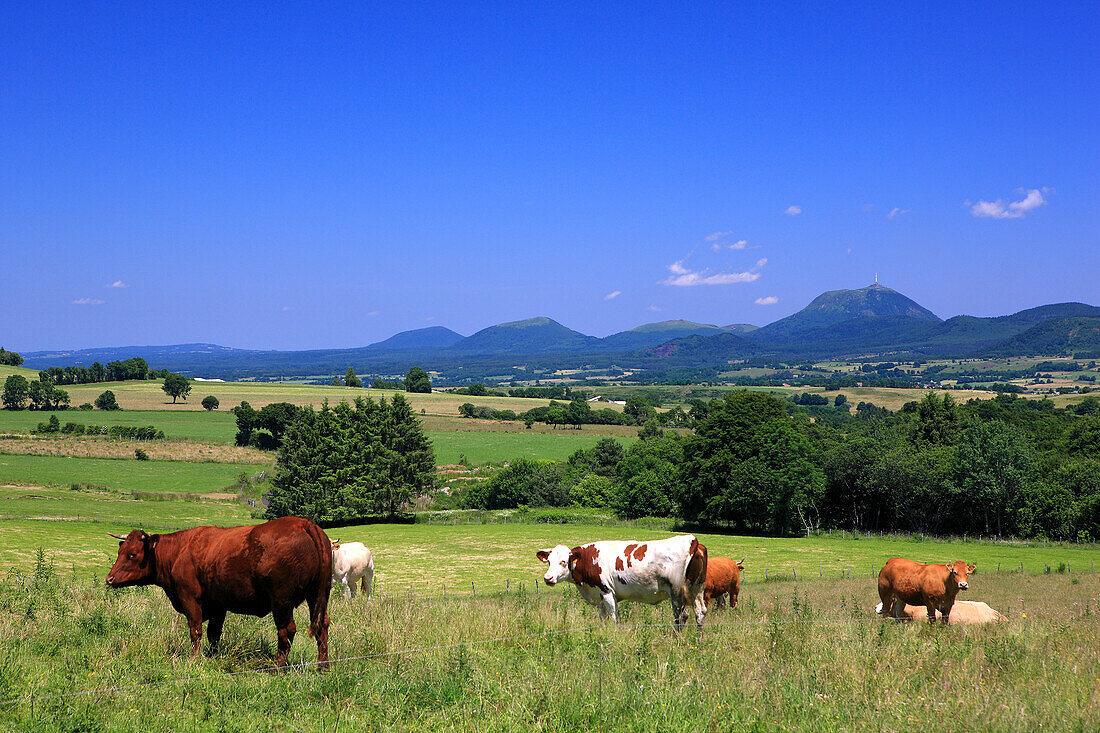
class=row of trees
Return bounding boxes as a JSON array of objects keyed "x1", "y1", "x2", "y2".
[
  {"x1": 37, "y1": 358, "x2": 160, "y2": 386},
  {"x1": 331, "y1": 367, "x2": 433, "y2": 393},
  {"x1": 2, "y1": 375, "x2": 70, "y2": 410},
  {"x1": 455, "y1": 390, "x2": 1100, "y2": 541},
  {"x1": 0, "y1": 348, "x2": 23, "y2": 366}
]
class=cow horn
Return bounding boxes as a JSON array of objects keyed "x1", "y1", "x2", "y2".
[{"x1": 107, "y1": 532, "x2": 128, "y2": 540}]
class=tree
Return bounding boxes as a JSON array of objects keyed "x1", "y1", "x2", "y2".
[
  {"x1": 202, "y1": 395, "x2": 220, "y2": 411},
  {"x1": 911, "y1": 391, "x2": 959, "y2": 445},
  {"x1": 265, "y1": 396, "x2": 435, "y2": 521},
  {"x1": 232, "y1": 401, "x2": 258, "y2": 446},
  {"x1": 613, "y1": 433, "x2": 683, "y2": 519},
  {"x1": 624, "y1": 394, "x2": 656, "y2": 424},
  {"x1": 345, "y1": 368, "x2": 362, "y2": 388},
  {"x1": 2, "y1": 374, "x2": 29, "y2": 410},
  {"x1": 679, "y1": 390, "x2": 824, "y2": 535},
  {"x1": 161, "y1": 373, "x2": 192, "y2": 403},
  {"x1": 949, "y1": 420, "x2": 1033, "y2": 537},
  {"x1": 404, "y1": 367, "x2": 432, "y2": 393},
  {"x1": 94, "y1": 390, "x2": 121, "y2": 410},
  {"x1": 0, "y1": 347, "x2": 24, "y2": 366},
  {"x1": 834, "y1": 393, "x2": 848, "y2": 408},
  {"x1": 28, "y1": 380, "x2": 68, "y2": 410}
]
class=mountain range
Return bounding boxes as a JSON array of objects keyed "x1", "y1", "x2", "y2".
[{"x1": 21, "y1": 284, "x2": 1100, "y2": 380}]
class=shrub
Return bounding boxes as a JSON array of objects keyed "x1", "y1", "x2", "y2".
[
  {"x1": 134, "y1": 448, "x2": 149, "y2": 461},
  {"x1": 201, "y1": 395, "x2": 220, "y2": 411},
  {"x1": 78, "y1": 403, "x2": 94, "y2": 411},
  {"x1": 94, "y1": 390, "x2": 120, "y2": 410}
]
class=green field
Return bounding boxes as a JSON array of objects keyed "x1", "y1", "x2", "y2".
[
  {"x1": 0, "y1": 549, "x2": 1097, "y2": 731},
  {"x1": 0, "y1": 409, "x2": 238, "y2": 443},
  {"x1": 428, "y1": 430, "x2": 634, "y2": 465},
  {"x1": 0, "y1": 454, "x2": 266, "y2": 495}
]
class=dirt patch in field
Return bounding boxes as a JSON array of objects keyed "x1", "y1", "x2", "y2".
[{"x1": 0, "y1": 437, "x2": 271, "y2": 464}]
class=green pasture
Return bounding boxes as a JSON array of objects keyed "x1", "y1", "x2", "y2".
[
  {"x1": 428, "y1": 430, "x2": 634, "y2": 465},
  {"x1": 0, "y1": 454, "x2": 268, "y2": 496},
  {"x1": 5, "y1": 511, "x2": 1096, "y2": 594},
  {"x1": 0, "y1": 558, "x2": 1098, "y2": 731},
  {"x1": 0, "y1": 409, "x2": 237, "y2": 443}
]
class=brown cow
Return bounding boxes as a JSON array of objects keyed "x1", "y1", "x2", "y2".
[
  {"x1": 704, "y1": 556, "x2": 744, "y2": 611},
  {"x1": 107, "y1": 516, "x2": 332, "y2": 668},
  {"x1": 877, "y1": 558, "x2": 976, "y2": 624},
  {"x1": 875, "y1": 600, "x2": 1004, "y2": 625}
]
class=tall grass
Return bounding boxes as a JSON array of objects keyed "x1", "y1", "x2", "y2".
[{"x1": 1, "y1": 553, "x2": 1098, "y2": 731}]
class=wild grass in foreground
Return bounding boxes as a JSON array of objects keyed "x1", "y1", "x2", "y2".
[{"x1": 0, "y1": 554, "x2": 1098, "y2": 732}]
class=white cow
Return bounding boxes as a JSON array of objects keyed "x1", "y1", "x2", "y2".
[
  {"x1": 536, "y1": 534, "x2": 708, "y2": 631},
  {"x1": 875, "y1": 599, "x2": 1005, "y2": 625},
  {"x1": 331, "y1": 541, "x2": 374, "y2": 600}
]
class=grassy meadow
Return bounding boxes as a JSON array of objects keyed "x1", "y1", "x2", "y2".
[{"x1": 0, "y1": 552, "x2": 1097, "y2": 732}]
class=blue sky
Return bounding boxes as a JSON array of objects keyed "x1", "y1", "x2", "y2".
[{"x1": 2, "y1": 2, "x2": 1097, "y2": 350}]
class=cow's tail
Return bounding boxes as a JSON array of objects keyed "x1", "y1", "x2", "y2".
[
  {"x1": 305, "y1": 520, "x2": 333, "y2": 641},
  {"x1": 682, "y1": 537, "x2": 708, "y2": 629}
]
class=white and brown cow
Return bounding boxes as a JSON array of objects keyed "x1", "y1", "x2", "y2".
[{"x1": 536, "y1": 534, "x2": 708, "y2": 631}]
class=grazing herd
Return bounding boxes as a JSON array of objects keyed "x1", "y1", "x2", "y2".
[{"x1": 106, "y1": 518, "x2": 1003, "y2": 668}]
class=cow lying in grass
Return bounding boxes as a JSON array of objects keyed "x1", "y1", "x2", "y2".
[
  {"x1": 875, "y1": 599, "x2": 1004, "y2": 625},
  {"x1": 704, "y1": 556, "x2": 744, "y2": 611},
  {"x1": 537, "y1": 534, "x2": 708, "y2": 631}
]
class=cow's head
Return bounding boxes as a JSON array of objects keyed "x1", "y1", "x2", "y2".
[
  {"x1": 536, "y1": 545, "x2": 572, "y2": 586},
  {"x1": 106, "y1": 530, "x2": 159, "y2": 587},
  {"x1": 945, "y1": 561, "x2": 976, "y2": 591}
]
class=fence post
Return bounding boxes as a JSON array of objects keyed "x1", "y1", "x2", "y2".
[
  {"x1": 472, "y1": 581, "x2": 476, "y2": 597},
  {"x1": 506, "y1": 579, "x2": 509, "y2": 592},
  {"x1": 819, "y1": 566, "x2": 822, "y2": 578}
]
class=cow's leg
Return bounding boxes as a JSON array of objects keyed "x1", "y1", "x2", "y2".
[
  {"x1": 306, "y1": 584, "x2": 331, "y2": 671},
  {"x1": 716, "y1": 592, "x2": 726, "y2": 611},
  {"x1": 671, "y1": 595, "x2": 686, "y2": 632},
  {"x1": 205, "y1": 608, "x2": 227, "y2": 655},
  {"x1": 179, "y1": 600, "x2": 204, "y2": 657},
  {"x1": 272, "y1": 606, "x2": 297, "y2": 668},
  {"x1": 361, "y1": 572, "x2": 372, "y2": 600},
  {"x1": 600, "y1": 593, "x2": 618, "y2": 622},
  {"x1": 347, "y1": 578, "x2": 356, "y2": 600},
  {"x1": 926, "y1": 602, "x2": 938, "y2": 624},
  {"x1": 939, "y1": 604, "x2": 951, "y2": 625},
  {"x1": 693, "y1": 591, "x2": 707, "y2": 630}
]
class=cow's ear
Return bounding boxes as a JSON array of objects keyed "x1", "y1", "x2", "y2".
[
  {"x1": 945, "y1": 563, "x2": 955, "y2": 572},
  {"x1": 967, "y1": 563, "x2": 976, "y2": 573},
  {"x1": 536, "y1": 549, "x2": 551, "y2": 563},
  {"x1": 147, "y1": 534, "x2": 160, "y2": 550}
]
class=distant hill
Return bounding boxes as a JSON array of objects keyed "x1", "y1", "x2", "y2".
[
  {"x1": 366, "y1": 326, "x2": 464, "y2": 351},
  {"x1": 638, "y1": 332, "x2": 760, "y2": 363},
  {"x1": 984, "y1": 316, "x2": 1100, "y2": 357},
  {"x1": 22, "y1": 343, "x2": 253, "y2": 367},
  {"x1": 599, "y1": 320, "x2": 727, "y2": 351},
  {"x1": 749, "y1": 284, "x2": 940, "y2": 344},
  {"x1": 918, "y1": 303, "x2": 1100, "y2": 355},
  {"x1": 722, "y1": 323, "x2": 759, "y2": 333},
  {"x1": 448, "y1": 317, "x2": 600, "y2": 354}
]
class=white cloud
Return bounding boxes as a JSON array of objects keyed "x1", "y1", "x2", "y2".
[
  {"x1": 73, "y1": 298, "x2": 104, "y2": 305},
  {"x1": 106, "y1": 280, "x2": 127, "y2": 288},
  {"x1": 861, "y1": 203, "x2": 875, "y2": 212},
  {"x1": 661, "y1": 258, "x2": 767, "y2": 287},
  {"x1": 970, "y1": 188, "x2": 1048, "y2": 219},
  {"x1": 603, "y1": 290, "x2": 621, "y2": 301},
  {"x1": 712, "y1": 238, "x2": 751, "y2": 252},
  {"x1": 784, "y1": 205, "x2": 802, "y2": 216},
  {"x1": 367, "y1": 310, "x2": 379, "y2": 317},
  {"x1": 647, "y1": 305, "x2": 663, "y2": 312},
  {"x1": 705, "y1": 230, "x2": 732, "y2": 242},
  {"x1": 886, "y1": 207, "x2": 912, "y2": 219},
  {"x1": 281, "y1": 306, "x2": 294, "y2": 311},
  {"x1": 846, "y1": 247, "x2": 853, "y2": 255},
  {"x1": 755, "y1": 296, "x2": 779, "y2": 305}
]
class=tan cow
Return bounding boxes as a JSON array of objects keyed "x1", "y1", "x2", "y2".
[
  {"x1": 877, "y1": 558, "x2": 976, "y2": 624},
  {"x1": 704, "y1": 556, "x2": 744, "y2": 611},
  {"x1": 875, "y1": 599, "x2": 1004, "y2": 625}
]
